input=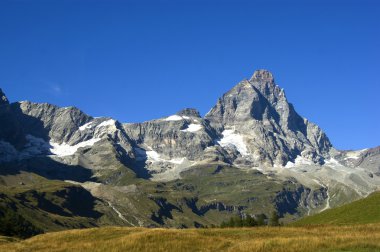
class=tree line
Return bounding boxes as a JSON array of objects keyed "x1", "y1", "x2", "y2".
[{"x1": 219, "y1": 211, "x2": 281, "y2": 228}]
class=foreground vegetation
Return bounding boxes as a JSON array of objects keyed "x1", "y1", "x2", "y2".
[
  {"x1": 0, "y1": 206, "x2": 42, "y2": 238},
  {"x1": 1, "y1": 225, "x2": 380, "y2": 252},
  {"x1": 294, "y1": 191, "x2": 380, "y2": 226},
  {"x1": 220, "y1": 211, "x2": 280, "y2": 228}
]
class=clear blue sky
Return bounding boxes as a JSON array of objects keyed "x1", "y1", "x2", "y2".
[{"x1": 0, "y1": 0, "x2": 379, "y2": 150}]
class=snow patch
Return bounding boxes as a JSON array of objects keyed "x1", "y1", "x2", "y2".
[
  {"x1": 169, "y1": 157, "x2": 186, "y2": 164},
  {"x1": 96, "y1": 119, "x2": 116, "y2": 128},
  {"x1": 146, "y1": 150, "x2": 161, "y2": 162},
  {"x1": 324, "y1": 158, "x2": 343, "y2": 167},
  {"x1": 163, "y1": 115, "x2": 196, "y2": 122},
  {"x1": 164, "y1": 115, "x2": 183, "y2": 121},
  {"x1": 181, "y1": 123, "x2": 202, "y2": 133},
  {"x1": 49, "y1": 138, "x2": 101, "y2": 157},
  {"x1": 135, "y1": 147, "x2": 187, "y2": 166},
  {"x1": 79, "y1": 122, "x2": 93, "y2": 131},
  {"x1": 285, "y1": 156, "x2": 314, "y2": 168},
  {"x1": 145, "y1": 149, "x2": 186, "y2": 164},
  {"x1": 218, "y1": 129, "x2": 248, "y2": 155},
  {"x1": 345, "y1": 150, "x2": 364, "y2": 160},
  {"x1": 19, "y1": 135, "x2": 50, "y2": 158}
]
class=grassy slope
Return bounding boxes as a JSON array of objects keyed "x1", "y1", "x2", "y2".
[
  {"x1": 294, "y1": 191, "x2": 380, "y2": 226},
  {"x1": 1, "y1": 163, "x2": 304, "y2": 232},
  {"x1": 95, "y1": 164, "x2": 305, "y2": 228},
  {"x1": 1, "y1": 225, "x2": 380, "y2": 252},
  {"x1": 0, "y1": 171, "x2": 116, "y2": 232}
]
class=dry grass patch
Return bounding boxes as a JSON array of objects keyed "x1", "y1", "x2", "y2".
[{"x1": 1, "y1": 225, "x2": 380, "y2": 252}]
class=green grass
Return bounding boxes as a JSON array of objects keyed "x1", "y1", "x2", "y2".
[
  {"x1": 0, "y1": 164, "x2": 312, "y2": 232},
  {"x1": 294, "y1": 191, "x2": 380, "y2": 226},
  {"x1": 0, "y1": 171, "x2": 114, "y2": 233}
]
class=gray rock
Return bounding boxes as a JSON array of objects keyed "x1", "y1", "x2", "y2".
[
  {"x1": 0, "y1": 88, "x2": 9, "y2": 105},
  {"x1": 176, "y1": 108, "x2": 201, "y2": 118},
  {"x1": 10, "y1": 101, "x2": 92, "y2": 144},
  {"x1": 123, "y1": 115, "x2": 216, "y2": 161},
  {"x1": 0, "y1": 90, "x2": 26, "y2": 149}
]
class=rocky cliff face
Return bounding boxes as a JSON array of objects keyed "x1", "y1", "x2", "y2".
[
  {"x1": 0, "y1": 95, "x2": 136, "y2": 175},
  {"x1": 0, "y1": 90, "x2": 27, "y2": 154},
  {"x1": 11, "y1": 101, "x2": 92, "y2": 145},
  {"x1": 205, "y1": 70, "x2": 332, "y2": 167},
  {"x1": 0, "y1": 88, "x2": 9, "y2": 105}
]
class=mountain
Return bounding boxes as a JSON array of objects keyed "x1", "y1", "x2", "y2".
[
  {"x1": 0, "y1": 70, "x2": 379, "y2": 232},
  {"x1": 205, "y1": 70, "x2": 331, "y2": 167}
]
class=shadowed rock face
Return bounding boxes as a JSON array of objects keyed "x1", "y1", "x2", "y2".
[
  {"x1": 0, "y1": 88, "x2": 9, "y2": 105},
  {"x1": 11, "y1": 101, "x2": 92, "y2": 145},
  {"x1": 0, "y1": 91, "x2": 26, "y2": 150}
]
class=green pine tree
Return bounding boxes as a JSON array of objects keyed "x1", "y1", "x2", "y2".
[
  {"x1": 256, "y1": 213, "x2": 267, "y2": 226},
  {"x1": 244, "y1": 215, "x2": 257, "y2": 227},
  {"x1": 269, "y1": 210, "x2": 280, "y2": 226},
  {"x1": 234, "y1": 216, "x2": 243, "y2": 227}
]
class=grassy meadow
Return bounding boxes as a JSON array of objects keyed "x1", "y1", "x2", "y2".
[
  {"x1": 294, "y1": 191, "x2": 380, "y2": 226},
  {"x1": 1, "y1": 225, "x2": 380, "y2": 252}
]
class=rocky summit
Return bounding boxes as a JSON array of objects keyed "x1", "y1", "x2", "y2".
[{"x1": 0, "y1": 69, "x2": 379, "y2": 230}]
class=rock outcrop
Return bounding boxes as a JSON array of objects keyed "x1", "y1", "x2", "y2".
[{"x1": 0, "y1": 88, "x2": 9, "y2": 105}]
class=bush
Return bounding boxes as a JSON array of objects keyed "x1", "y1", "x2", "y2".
[
  {"x1": 255, "y1": 214, "x2": 267, "y2": 226},
  {"x1": 220, "y1": 214, "x2": 268, "y2": 228},
  {"x1": 269, "y1": 211, "x2": 280, "y2": 226}
]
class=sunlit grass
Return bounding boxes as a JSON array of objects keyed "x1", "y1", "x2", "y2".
[
  {"x1": 294, "y1": 191, "x2": 380, "y2": 226},
  {"x1": 1, "y1": 225, "x2": 380, "y2": 252}
]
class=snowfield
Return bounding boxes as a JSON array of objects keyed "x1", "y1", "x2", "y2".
[
  {"x1": 218, "y1": 128, "x2": 249, "y2": 156},
  {"x1": 181, "y1": 123, "x2": 202, "y2": 133},
  {"x1": 49, "y1": 138, "x2": 101, "y2": 157}
]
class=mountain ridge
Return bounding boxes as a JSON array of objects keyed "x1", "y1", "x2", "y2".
[{"x1": 0, "y1": 69, "x2": 379, "y2": 231}]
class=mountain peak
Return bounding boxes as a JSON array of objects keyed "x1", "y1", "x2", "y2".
[
  {"x1": 0, "y1": 88, "x2": 9, "y2": 105},
  {"x1": 249, "y1": 69, "x2": 274, "y2": 83},
  {"x1": 176, "y1": 108, "x2": 201, "y2": 118}
]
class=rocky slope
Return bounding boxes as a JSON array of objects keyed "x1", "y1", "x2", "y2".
[{"x1": 0, "y1": 70, "x2": 379, "y2": 230}]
